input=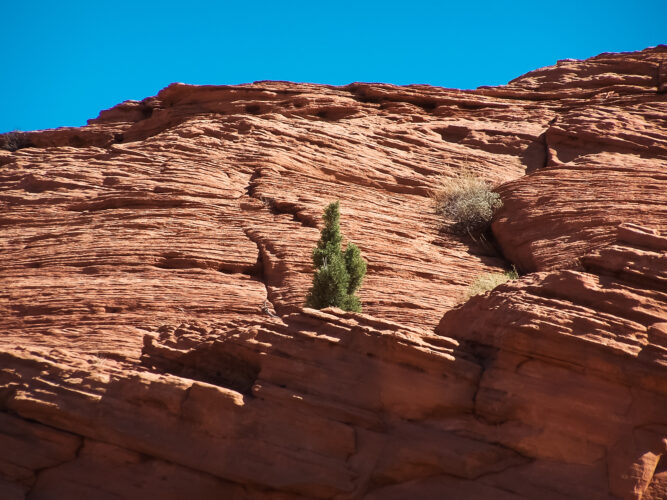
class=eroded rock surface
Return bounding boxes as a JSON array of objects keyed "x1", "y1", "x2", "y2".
[{"x1": 1, "y1": 46, "x2": 666, "y2": 499}]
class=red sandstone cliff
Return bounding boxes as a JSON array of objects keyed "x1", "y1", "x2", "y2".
[{"x1": 1, "y1": 46, "x2": 666, "y2": 499}]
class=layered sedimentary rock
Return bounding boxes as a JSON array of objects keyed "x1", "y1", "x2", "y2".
[
  {"x1": 1, "y1": 46, "x2": 666, "y2": 499},
  {"x1": 437, "y1": 223, "x2": 667, "y2": 499},
  {"x1": 489, "y1": 48, "x2": 667, "y2": 272}
]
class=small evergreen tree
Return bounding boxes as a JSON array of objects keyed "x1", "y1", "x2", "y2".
[{"x1": 306, "y1": 201, "x2": 367, "y2": 312}]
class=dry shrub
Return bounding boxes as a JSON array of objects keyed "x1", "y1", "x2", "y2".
[
  {"x1": 433, "y1": 173, "x2": 502, "y2": 238},
  {"x1": 0, "y1": 131, "x2": 32, "y2": 152},
  {"x1": 464, "y1": 267, "x2": 518, "y2": 300}
]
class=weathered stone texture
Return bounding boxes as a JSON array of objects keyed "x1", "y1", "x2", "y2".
[{"x1": 1, "y1": 46, "x2": 665, "y2": 498}]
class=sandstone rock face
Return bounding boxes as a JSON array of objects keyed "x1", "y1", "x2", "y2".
[
  {"x1": 437, "y1": 223, "x2": 667, "y2": 499},
  {"x1": 490, "y1": 46, "x2": 667, "y2": 272},
  {"x1": 1, "y1": 46, "x2": 665, "y2": 499}
]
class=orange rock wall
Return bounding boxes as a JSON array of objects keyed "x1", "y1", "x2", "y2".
[{"x1": 1, "y1": 46, "x2": 666, "y2": 499}]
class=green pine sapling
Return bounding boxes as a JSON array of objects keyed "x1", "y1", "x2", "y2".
[{"x1": 305, "y1": 201, "x2": 367, "y2": 312}]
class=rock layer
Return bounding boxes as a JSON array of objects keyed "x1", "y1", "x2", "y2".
[{"x1": 1, "y1": 46, "x2": 666, "y2": 499}]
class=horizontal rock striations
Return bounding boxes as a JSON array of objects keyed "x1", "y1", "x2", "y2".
[
  {"x1": 437, "y1": 222, "x2": 667, "y2": 499},
  {"x1": 1, "y1": 46, "x2": 666, "y2": 499}
]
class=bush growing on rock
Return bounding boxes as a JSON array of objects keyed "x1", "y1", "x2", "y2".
[
  {"x1": 306, "y1": 201, "x2": 366, "y2": 312},
  {"x1": 0, "y1": 131, "x2": 32, "y2": 152},
  {"x1": 433, "y1": 172, "x2": 502, "y2": 238},
  {"x1": 464, "y1": 267, "x2": 518, "y2": 300}
]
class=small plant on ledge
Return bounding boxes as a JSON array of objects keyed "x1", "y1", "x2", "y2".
[
  {"x1": 0, "y1": 131, "x2": 33, "y2": 152},
  {"x1": 305, "y1": 201, "x2": 367, "y2": 312},
  {"x1": 433, "y1": 171, "x2": 502, "y2": 240},
  {"x1": 464, "y1": 267, "x2": 519, "y2": 301}
]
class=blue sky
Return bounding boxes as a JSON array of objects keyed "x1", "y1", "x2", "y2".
[{"x1": 1, "y1": 1, "x2": 665, "y2": 133}]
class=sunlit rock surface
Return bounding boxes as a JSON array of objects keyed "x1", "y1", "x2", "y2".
[{"x1": 1, "y1": 45, "x2": 665, "y2": 499}]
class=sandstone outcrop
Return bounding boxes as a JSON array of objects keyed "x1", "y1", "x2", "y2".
[{"x1": 1, "y1": 46, "x2": 665, "y2": 499}]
